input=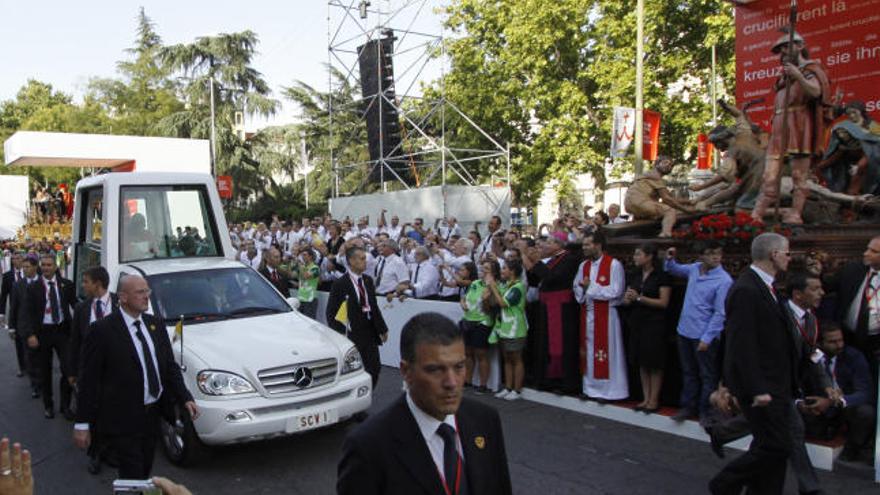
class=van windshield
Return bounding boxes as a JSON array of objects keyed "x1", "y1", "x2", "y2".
[
  {"x1": 148, "y1": 268, "x2": 291, "y2": 325},
  {"x1": 120, "y1": 185, "x2": 220, "y2": 262}
]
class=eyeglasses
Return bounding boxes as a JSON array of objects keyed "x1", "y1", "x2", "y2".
[{"x1": 775, "y1": 251, "x2": 791, "y2": 257}]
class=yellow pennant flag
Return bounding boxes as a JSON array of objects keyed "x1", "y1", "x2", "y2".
[
  {"x1": 334, "y1": 300, "x2": 349, "y2": 326},
  {"x1": 173, "y1": 316, "x2": 183, "y2": 343}
]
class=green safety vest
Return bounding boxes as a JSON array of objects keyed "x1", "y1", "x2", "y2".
[
  {"x1": 297, "y1": 263, "x2": 319, "y2": 302},
  {"x1": 494, "y1": 281, "x2": 528, "y2": 340},
  {"x1": 462, "y1": 280, "x2": 493, "y2": 326}
]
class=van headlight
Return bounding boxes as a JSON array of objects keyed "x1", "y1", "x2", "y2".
[
  {"x1": 197, "y1": 370, "x2": 256, "y2": 395},
  {"x1": 341, "y1": 347, "x2": 363, "y2": 375}
]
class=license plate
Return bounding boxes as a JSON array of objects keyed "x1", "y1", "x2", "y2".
[{"x1": 288, "y1": 409, "x2": 338, "y2": 432}]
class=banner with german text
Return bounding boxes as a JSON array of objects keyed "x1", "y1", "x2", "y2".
[{"x1": 735, "y1": 0, "x2": 880, "y2": 130}]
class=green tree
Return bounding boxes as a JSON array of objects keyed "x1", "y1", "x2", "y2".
[
  {"x1": 157, "y1": 30, "x2": 279, "y2": 205},
  {"x1": 0, "y1": 80, "x2": 110, "y2": 185},
  {"x1": 87, "y1": 7, "x2": 183, "y2": 136},
  {"x1": 435, "y1": 0, "x2": 735, "y2": 206},
  {"x1": 281, "y1": 66, "x2": 370, "y2": 200}
]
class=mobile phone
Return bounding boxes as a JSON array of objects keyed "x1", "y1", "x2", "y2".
[{"x1": 113, "y1": 479, "x2": 161, "y2": 495}]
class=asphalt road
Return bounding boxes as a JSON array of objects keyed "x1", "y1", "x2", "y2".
[{"x1": 0, "y1": 339, "x2": 876, "y2": 495}]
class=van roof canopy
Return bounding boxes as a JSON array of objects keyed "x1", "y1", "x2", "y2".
[{"x1": 3, "y1": 131, "x2": 210, "y2": 174}]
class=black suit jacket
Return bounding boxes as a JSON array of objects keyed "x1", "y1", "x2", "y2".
[
  {"x1": 258, "y1": 266, "x2": 292, "y2": 296},
  {"x1": 19, "y1": 274, "x2": 76, "y2": 339},
  {"x1": 75, "y1": 311, "x2": 193, "y2": 435},
  {"x1": 69, "y1": 293, "x2": 119, "y2": 378},
  {"x1": 7, "y1": 278, "x2": 33, "y2": 331},
  {"x1": 0, "y1": 269, "x2": 18, "y2": 315},
  {"x1": 779, "y1": 298, "x2": 831, "y2": 396},
  {"x1": 325, "y1": 274, "x2": 389, "y2": 345},
  {"x1": 337, "y1": 395, "x2": 512, "y2": 495},
  {"x1": 832, "y1": 346, "x2": 875, "y2": 408},
  {"x1": 831, "y1": 261, "x2": 871, "y2": 333},
  {"x1": 724, "y1": 268, "x2": 799, "y2": 401}
]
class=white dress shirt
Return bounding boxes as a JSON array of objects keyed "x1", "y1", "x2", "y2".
[
  {"x1": 381, "y1": 224, "x2": 403, "y2": 242},
  {"x1": 750, "y1": 265, "x2": 776, "y2": 301},
  {"x1": 410, "y1": 260, "x2": 440, "y2": 299},
  {"x1": 41, "y1": 276, "x2": 65, "y2": 325},
  {"x1": 90, "y1": 291, "x2": 114, "y2": 324},
  {"x1": 240, "y1": 250, "x2": 263, "y2": 270},
  {"x1": 120, "y1": 310, "x2": 163, "y2": 405},
  {"x1": 846, "y1": 269, "x2": 879, "y2": 334},
  {"x1": 405, "y1": 392, "x2": 464, "y2": 483},
  {"x1": 373, "y1": 253, "x2": 410, "y2": 295}
]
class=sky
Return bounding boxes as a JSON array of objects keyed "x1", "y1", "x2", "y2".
[{"x1": 0, "y1": 0, "x2": 445, "y2": 130}]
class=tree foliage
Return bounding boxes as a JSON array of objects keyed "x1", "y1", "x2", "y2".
[{"x1": 435, "y1": 0, "x2": 735, "y2": 206}]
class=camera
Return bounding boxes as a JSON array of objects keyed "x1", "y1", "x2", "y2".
[{"x1": 113, "y1": 479, "x2": 161, "y2": 495}]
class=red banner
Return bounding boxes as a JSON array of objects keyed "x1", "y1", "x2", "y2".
[
  {"x1": 735, "y1": 0, "x2": 880, "y2": 130},
  {"x1": 217, "y1": 175, "x2": 233, "y2": 199},
  {"x1": 697, "y1": 133, "x2": 714, "y2": 170},
  {"x1": 642, "y1": 109, "x2": 661, "y2": 161}
]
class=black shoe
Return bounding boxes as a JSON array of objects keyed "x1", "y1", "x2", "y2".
[
  {"x1": 87, "y1": 456, "x2": 101, "y2": 475},
  {"x1": 16, "y1": 371, "x2": 24, "y2": 378},
  {"x1": 708, "y1": 429, "x2": 726, "y2": 459},
  {"x1": 44, "y1": 408, "x2": 55, "y2": 419},
  {"x1": 61, "y1": 408, "x2": 75, "y2": 421},
  {"x1": 642, "y1": 406, "x2": 660, "y2": 415},
  {"x1": 671, "y1": 409, "x2": 695, "y2": 422},
  {"x1": 595, "y1": 398, "x2": 609, "y2": 405},
  {"x1": 352, "y1": 411, "x2": 369, "y2": 423},
  {"x1": 31, "y1": 389, "x2": 40, "y2": 399}
]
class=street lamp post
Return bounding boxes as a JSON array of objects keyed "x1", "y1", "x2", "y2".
[
  {"x1": 209, "y1": 75, "x2": 217, "y2": 177},
  {"x1": 634, "y1": 0, "x2": 645, "y2": 175}
]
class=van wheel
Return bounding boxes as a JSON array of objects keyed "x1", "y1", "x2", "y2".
[{"x1": 160, "y1": 405, "x2": 209, "y2": 466}]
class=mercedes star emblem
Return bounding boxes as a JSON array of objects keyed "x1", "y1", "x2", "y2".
[{"x1": 292, "y1": 367, "x2": 313, "y2": 388}]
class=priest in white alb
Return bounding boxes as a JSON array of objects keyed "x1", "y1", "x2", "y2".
[{"x1": 572, "y1": 231, "x2": 628, "y2": 400}]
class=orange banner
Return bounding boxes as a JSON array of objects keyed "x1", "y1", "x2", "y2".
[
  {"x1": 217, "y1": 176, "x2": 233, "y2": 199},
  {"x1": 642, "y1": 109, "x2": 661, "y2": 161},
  {"x1": 697, "y1": 134, "x2": 714, "y2": 170}
]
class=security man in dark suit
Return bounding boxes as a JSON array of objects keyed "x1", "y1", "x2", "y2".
[
  {"x1": 337, "y1": 312, "x2": 512, "y2": 495},
  {"x1": 831, "y1": 235, "x2": 880, "y2": 377},
  {"x1": 326, "y1": 246, "x2": 389, "y2": 387},
  {"x1": 68, "y1": 265, "x2": 118, "y2": 474},
  {"x1": 8, "y1": 255, "x2": 41, "y2": 396},
  {"x1": 20, "y1": 254, "x2": 76, "y2": 419},
  {"x1": 258, "y1": 247, "x2": 292, "y2": 296},
  {"x1": 807, "y1": 322, "x2": 877, "y2": 464},
  {"x1": 1, "y1": 252, "x2": 27, "y2": 377},
  {"x1": 69, "y1": 266, "x2": 118, "y2": 385},
  {"x1": 711, "y1": 233, "x2": 800, "y2": 495},
  {"x1": 73, "y1": 274, "x2": 199, "y2": 479}
]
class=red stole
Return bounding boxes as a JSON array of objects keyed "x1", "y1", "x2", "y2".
[{"x1": 579, "y1": 255, "x2": 613, "y2": 379}]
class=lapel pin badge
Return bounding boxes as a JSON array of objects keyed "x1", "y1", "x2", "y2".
[{"x1": 474, "y1": 436, "x2": 486, "y2": 450}]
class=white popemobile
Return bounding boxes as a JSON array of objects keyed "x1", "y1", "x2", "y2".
[
  {"x1": 3, "y1": 133, "x2": 371, "y2": 466},
  {"x1": 72, "y1": 172, "x2": 372, "y2": 465}
]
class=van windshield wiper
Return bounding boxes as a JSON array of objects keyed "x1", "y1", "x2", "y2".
[
  {"x1": 176, "y1": 311, "x2": 225, "y2": 323},
  {"x1": 226, "y1": 306, "x2": 283, "y2": 317}
]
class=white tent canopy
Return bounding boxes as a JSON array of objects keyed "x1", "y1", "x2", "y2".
[{"x1": 4, "y1": 131, "x2": 210, "y2": 174}]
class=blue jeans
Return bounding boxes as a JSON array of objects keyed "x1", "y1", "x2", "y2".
[{"x1": 677, "y1": 335, "x2": 719, "y2": 417}]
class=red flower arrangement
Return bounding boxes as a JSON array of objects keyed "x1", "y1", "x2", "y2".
[{"x1": 673, "y1": 212, "x2": 793, "y2": 244}]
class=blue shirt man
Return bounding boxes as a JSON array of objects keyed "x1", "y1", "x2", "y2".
[{"x1": 665, "y1": 242, "x2": 732, "y2": 421}]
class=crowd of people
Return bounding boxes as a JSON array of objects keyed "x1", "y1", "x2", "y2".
[{"x1": 1, "y1": 198, "x2": 878, "y2": 493}]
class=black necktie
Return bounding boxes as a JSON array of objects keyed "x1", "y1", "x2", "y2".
[
  {"x1": 48, "y1": 280, "x2": 61, "y2": 324},
  {"x1": 437, "y1": 423, "x2": 461, "y2": 494},
  {"x1": 95, "y1": 299, "x2": 104, "y2": 319},
  {"x1": 133, "y1": 321, "x2": 160, "y2": 398},
  {"x1": 413, "y1": 264, "x2": 421, "y2": 298},
  {"x1": 375, "y1": 258, "x2": 386, "y2": 287},
  {"x1": 803, "y1": 310, "x2": 817, "y2": 346},
  {"x1": 823, "y1": 357, "x2": 835, "y2": 385}
]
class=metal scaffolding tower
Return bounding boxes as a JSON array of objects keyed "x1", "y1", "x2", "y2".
[{"x1": 327, "y1": 0, "x2": 510, "y2": 198}]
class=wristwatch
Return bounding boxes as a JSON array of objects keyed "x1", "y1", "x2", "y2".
[{"x1": 636, "y1": 296, "x2": 642, "y2": 303}]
